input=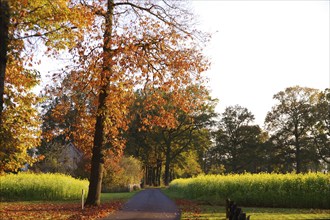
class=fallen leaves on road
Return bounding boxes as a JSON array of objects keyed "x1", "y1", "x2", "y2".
[{"x1": 0, "y1": 201, "x2": 124, "y2": 220}]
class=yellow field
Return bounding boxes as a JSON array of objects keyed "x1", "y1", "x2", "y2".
[{"x1": 169, "y1": 173, "x2": 330, "y2": 209}]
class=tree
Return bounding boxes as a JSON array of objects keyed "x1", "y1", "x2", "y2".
[
  {"x1": 212, "y1": 105, "x2": 264, "y2": 173},
  {"x1": 0, "y1": 0, "x2": 9, "y2": 116},
  {"x1": 0, "y1": 0, "x2": 87, "y2": 172},
  {"x1": 0, "y1": 70, "x2": 42, "y2": 172},
  {"x1": 311, "y1": 88, "x2": 330, "y2": 165},
  {"x1": 102, "y1": 156, "x2": 143, "y2": 192},
  {"x1": 34, "y1": 95, "x2": 89, "y2": 177},
  {"x1": 265, "y1": 86, "x2": 320, "y2": 173},
  {"x1": 45, "y1": 0, "x2": 210, "y2": 205},
  {"x1": 125, "y1": 87, "x2": 216, "y2": 186},
  {"x1": 0, "y1": 0, "x2": 87, "y2": 119},
  {"x1": 159, "y1": 95, "x2": 216, "y2": 185},
  {"x1": 174, "y1": 150, "x2": 203, "y2": 178}
]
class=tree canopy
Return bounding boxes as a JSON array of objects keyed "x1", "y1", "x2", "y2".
[
  {"x1": 39, "y1": 0, "x2": 210, "y2": 205},
  {"x1": 0, "y1": 0, "x2": 87, "y2": 173},
  {"x1": 265, "y1": 86, "x2": 321, "y2": 173}
]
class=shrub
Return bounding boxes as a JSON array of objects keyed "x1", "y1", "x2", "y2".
[
  {"x1": 0, "y1": 172, "x2": 89, "y2": 201},
  {"x1": 102, "y1": 156, "x2": 143, "y2": 193}
]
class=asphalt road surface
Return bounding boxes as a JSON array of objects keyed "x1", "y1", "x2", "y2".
[{"x1": 102, "y1": 188, "x2": 180, "y2": 220}]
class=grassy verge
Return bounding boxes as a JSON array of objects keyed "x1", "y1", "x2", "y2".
[
  {"x1": 101, "y1": 191, "x2": 139, "y2": 202},
  {"x1": 163, "y1": 189, "x2": 330, "y2": 220},
  {"x1": 182, "y1": 205, "x2": 330, "y2": 220}
]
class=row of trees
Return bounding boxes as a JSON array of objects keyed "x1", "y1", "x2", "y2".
[
  {"x1": 210, "y1": 87, "x2": 329, "y2": 174},
  {"x1": 123, "y1": 86, "x2": 329, "y2": 181},
  {"x1": 35, "y1": 85, "x2": 330, "y2": 184},
  {"x1": 124, "y1": 89, "x2": 217, "y2": 186}
]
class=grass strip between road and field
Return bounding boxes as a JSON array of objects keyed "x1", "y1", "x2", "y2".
[{"x1": 162, "y1": 188, "x2": 330, "y2": 220}]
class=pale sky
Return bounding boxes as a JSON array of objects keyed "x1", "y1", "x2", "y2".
[
  {"x1": 36, "y1": 1, "x2": 329, "y2": 127},
  {"x1": 191, "y1": 0, "x2": 330, "y2": 126}
]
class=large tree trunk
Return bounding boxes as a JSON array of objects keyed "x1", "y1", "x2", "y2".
[
  {"x1": 85, "y1": 85, "x2": 107, "y2": 206},
  {"x1": 85, "y1": 0, "x2": 113, "y2": 206},
  {"x1": 0, "y1": 0, "x2": 9, "y2": 120}
]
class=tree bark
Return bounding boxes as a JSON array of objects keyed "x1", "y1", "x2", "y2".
[
  {"x1": 0, "y1": 0, "x2": 9, "y2": 120},
  {"x1": 85, "y1": 0, "x2": 114, "y2": 206},
  {"x1": 85, "y1": 85, "x2": 107, "y2": 206}
]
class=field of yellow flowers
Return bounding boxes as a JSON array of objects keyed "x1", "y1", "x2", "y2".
[
  {"x1": 0, "y1": 173, "x2": 89, "y2": 201},
  {"x1": 169, "y1": 173, "x2": 330, "y2": 209}
]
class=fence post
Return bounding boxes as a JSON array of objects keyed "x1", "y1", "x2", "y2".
[
  {"x1": 225, "y1": 198, "x2": 250, "y2": 220},
  {"x1": 81, "y1": 189, "x2": 84, "y2": 210}
]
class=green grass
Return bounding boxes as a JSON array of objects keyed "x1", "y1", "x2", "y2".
[
  {"x1": 101, "y1": 191, "x2": 139, "y2": 202},
  {"x1": 163, "y1": 189, "x2": 330, "y2": 220},
  {"x1": 182, "y1": 205, "x2": 330, "y2": 220}
]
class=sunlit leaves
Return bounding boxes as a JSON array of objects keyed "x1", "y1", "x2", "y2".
[
  {"x1": 0, "y1": 0, "x2": 93, "y2": 173},
  {"x1": 43, "y1": 0, "x2": 210, "y2": 163},
  {"x1": 0, "y1": 53, "x2": 42, "y2": 172}
]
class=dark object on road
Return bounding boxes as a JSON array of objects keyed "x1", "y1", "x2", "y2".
[
  {"x1": 226, "y1": 198, "x2": 250, "y2": 220},
  {"x1": 103, "y1": 188, "x2": 180, "y2": 220}
]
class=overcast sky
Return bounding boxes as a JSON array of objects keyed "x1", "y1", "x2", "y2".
[{"x1": 191, "y1": 0, "x2": 330, "y2": 126}]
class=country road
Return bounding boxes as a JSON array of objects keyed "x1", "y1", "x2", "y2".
[{"x1": 102, "y1": 188, "x2": 180, "y2": 220}]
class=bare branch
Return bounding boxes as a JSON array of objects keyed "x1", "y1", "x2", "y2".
[
  {"x1": 113, "y1": 1, "x2": 190, "y2": 35},
  {"x1": 12, "y1": 25, "x2": 77, "y2": 40}
]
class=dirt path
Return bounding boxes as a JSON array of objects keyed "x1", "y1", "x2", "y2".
[{"x1": 102, "y1": 188, "x2": 180, "y2": 220}]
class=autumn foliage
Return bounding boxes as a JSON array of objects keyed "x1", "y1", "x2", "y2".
[
  {"x1": 1, "y1": 0, "x2": 211, "y2": 206},
  {"x1": 0, "y1": 0, "x2": 90, "y2": 173},
  {"x1": 37, "y1": 0, "x2": 211, "y2": 205}
]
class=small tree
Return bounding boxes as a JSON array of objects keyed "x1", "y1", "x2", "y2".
[{"x1": 102, "y1": 156, "x2": 143, "y2": 192}]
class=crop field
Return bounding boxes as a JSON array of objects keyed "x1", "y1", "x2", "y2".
[
  {"x1": 0, "y1": 173, "x2": 138, "y2": 219},
  {"x1": 0, "y1": 173, "x2": 89, "y2": 201},
  {"x1": 168, "y1": 173, "x2": 330, "y2": 209}
]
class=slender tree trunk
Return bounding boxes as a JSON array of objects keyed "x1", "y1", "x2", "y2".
[
  {"x1": 294, "y1": 124, "x2": 301, "y2": 174},
  {"x1": 148, "y1": 166, "x2": 152, "y2": 185},
  {"x1": 0, "y1": 0, "x2": 9, "y2": 120},
  {"x1": 156, "y1": 159, "x2": 162, "y2": 186},
  {"x1": 85, "y1": 0, "x2": 114, "y2": 206},
  {"x1": 164, "y1": 143, "x2": 171, "y2": 186},
  {"x1": 295, "y1": 139, "x2": 301, "y2": 173}
]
